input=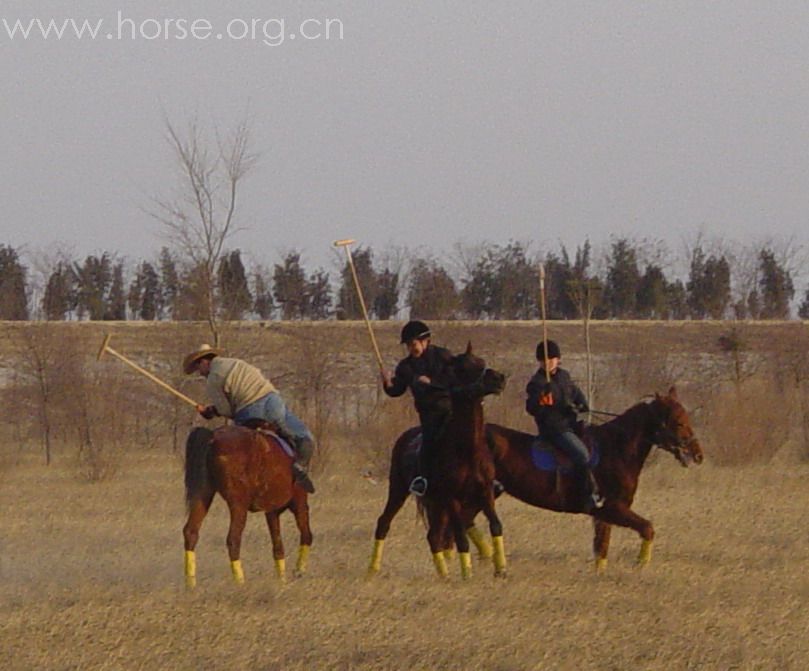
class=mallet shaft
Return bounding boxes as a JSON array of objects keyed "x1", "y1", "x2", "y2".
[
  {"x1": 334, "y1": 240, "x2": 385, "y2": 373},
  {"x1": 99, "y1": 340, "x2": 201, "y2": 407}
]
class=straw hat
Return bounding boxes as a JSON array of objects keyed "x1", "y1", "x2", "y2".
[{"x1": 183, "y1": 344, "x2": 223, "y2": 374}]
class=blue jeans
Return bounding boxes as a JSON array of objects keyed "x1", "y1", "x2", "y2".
[
  {"x1": 233, "y1": 392, "x2": 313, "y2": 446},
  {"x1": 547, "y1": 430, "x2": 589, "y2": 467}
]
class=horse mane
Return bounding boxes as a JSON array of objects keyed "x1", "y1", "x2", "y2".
[{"x1": 591, "y1": 399, "x2": 654, "y2": 448}]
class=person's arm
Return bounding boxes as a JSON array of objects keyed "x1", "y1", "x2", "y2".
[
  {"x1": 383, "y1": 361, "x2": 410, "y2": 398},
  {"x1": 525, "y1": 377, "x2": 549, "y2": 419},
  {"x1": 571, "y1": 383, "x2": 589, "y2": 413},
  {"x1": 206, "y1": 370, "x2": 234, "y2": 418}
]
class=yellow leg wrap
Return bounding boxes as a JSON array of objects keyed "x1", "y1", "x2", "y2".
[
  {"x1": 594, "y1": 557, "x2": 608, "y2": 574},
  {"x1": 184, "y1": 551, "x2": 196, "y2": 589},
  {"x1": 492, "y1": 536, "x2": 507, "y2": 576},
  {"x1": 230, "y1": 559, "x2": 245, "y2": 584},
  {"x1": 443, "y1": 548, "x2": 455, "y2": 561},
  {"x1": 467, "y1": 526, "x2": 493, "y2": 559},
  {"x1": 274, "y1": 558, "x2": 286, "y2": 581},
  {"x1": 432, "y1": 552, "x2": 449, "y2": 579},
  {"x1": 637, "y1": 539, "x2": 653, "y2": 566},
  {"x1": 459, "y1": 552, "x2": 472, "y2": 580},
  {"x1": 296, "y1": 545, "x2": 311, "y2": 576},
  {"x1": 368, "y1": 539, "x2": 384, "y2": 575}
]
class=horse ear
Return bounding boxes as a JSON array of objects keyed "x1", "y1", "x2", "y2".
[
  {"x1": 465, "y1": 341, "x2": 473, "y2": 355},
  {"x1": 668, "y1": 386, "x2": 678, "y2": 401}
]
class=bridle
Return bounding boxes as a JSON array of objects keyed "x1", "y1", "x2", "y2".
[{"x1": 650, "y1": 405, "x2": 699, "y2": 463}]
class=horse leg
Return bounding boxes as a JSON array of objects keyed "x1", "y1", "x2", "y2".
[
  {"x1": 225, "y1": 504, "x2": 248, "y2": 584},
  {"x1": 595, "y1": 503, "x2": 655, "y2": 567},
  {"x1": 592, "y1": 519, "x2": 612, "y2": 574},
  {"x1": 449, "y1": 505, "x2": 472, "y2": 580},
  {"x1": 426, "y1": 506, "x2": 450, "y2": 579},
  {"x1": 265, "y1": 511, "x2": 286, "y2": 582},
  {"x1": 466, "y1": 524, "x2": 493, "y2": 560},
  {"x1": 182, "y1": 491, "x2": 214, "y2": 589},
  {"x1": 479, "y1": 491, "x2": 506, "y2": 578},
  {"x1": 290, "y1": 491, "x2": 313, "y2": 577},
  {"x1": 442, "y1": 525, "x2": 455, "y2": 563},
  {"x1": 368, "y1": 474, "x2": 409, "y2": 576}
]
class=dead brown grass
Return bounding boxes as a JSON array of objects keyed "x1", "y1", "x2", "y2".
[
  {"x1": 2, "y1": 320, "x2": 809, "y2": 669},
  {"x1": 1, "y1": 451, "x2": 808, "y2": 670}
]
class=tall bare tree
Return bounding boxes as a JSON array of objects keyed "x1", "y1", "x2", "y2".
[{"x1": 151, "y1": 116, "x2": 257, "y2": 344}]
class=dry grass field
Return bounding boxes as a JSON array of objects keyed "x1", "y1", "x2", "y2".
[
  {"x1": 2, "y1": 320, "x2": 809, "y2": 670},
  {"x1": 2, "y1": 451, "x2": 808, "y2": 670}
]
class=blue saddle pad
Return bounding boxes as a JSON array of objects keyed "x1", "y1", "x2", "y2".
[{"x1": 530, "y1": 438, "x2": 599, "y2": 472}]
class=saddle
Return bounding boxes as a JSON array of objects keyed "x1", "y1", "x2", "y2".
[
  {"x1": 241, "y1": 419, "x2": 295, "y2": 458},
  {"x1": 403, "y1": 431, "x2": 423, "y2": 472},
  {"x1": 530, "y1": 425, "x2": 599, "y2": 473}
]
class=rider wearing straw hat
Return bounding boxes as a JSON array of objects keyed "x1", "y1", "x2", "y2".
[
  {"x1": 183, "y1": 345, "x2": 315, "y2": 494},
  {"x1": 526, "y1": 339, "x2": 603, "y2": 512}
]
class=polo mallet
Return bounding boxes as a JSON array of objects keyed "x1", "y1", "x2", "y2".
[
  {"x1": 539, "y1": 264, "x2": 550, "y2": 382},
  {"x1": 96, "y1": 334, "x2": 202, "y2": 408},
  {"x1": 333, "y1": 239, "x2": 385, "y2": 374}
]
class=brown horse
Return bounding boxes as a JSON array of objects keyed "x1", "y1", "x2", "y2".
[
  {"x1": 487, "y1": 386, "x2": 703, "y2": 571},
  {"x1": 183, "y1": 424, "x2": 313, "y2": 587},
  {"x1": 371, "y1": 387, "x2": 702, "y2": 574},
  {"x1": 369, "y1": 343, "x2": 507, "y2": 579}
]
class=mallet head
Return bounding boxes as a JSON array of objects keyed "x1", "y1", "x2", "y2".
[
  {"x1": 97, "y1": 333, "x2": 112, "y2": 361},
  {"x1": 333, "y1": 239, "x2": 355, "y2": 248}
]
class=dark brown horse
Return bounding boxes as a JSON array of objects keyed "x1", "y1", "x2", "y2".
[
  {"x1": 183, "y1": 424, "x2": 312, "y2": 587},
  {"x1": 371, "y1": 387, "x2": 702, "y2": 574},
  {"x1": 369, "y1": 343, "x2": 507, "y2": 579},
  {"x1": 487, "y1": 386, "x2": 703, "y2": 571}
]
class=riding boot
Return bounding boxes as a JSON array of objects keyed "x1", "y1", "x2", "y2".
[
  {"x1": 576, "y1": 466, "x2": 603, "y2": 511},
  {"x1": 276, "y1": 428, "x2": 316, "y2": 494}
]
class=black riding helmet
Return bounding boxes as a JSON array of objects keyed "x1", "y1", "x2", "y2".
[
  {"x1": 536, "y1": 339, "x2": 561, "y2": 361},
  {"x1": 400, "y1": 320, "x2": 431, "y2": 344}
]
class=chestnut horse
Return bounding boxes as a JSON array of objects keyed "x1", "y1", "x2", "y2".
[
  {"x1": 183, "y1": 424, "x2": 312, "y2": 587},
  {"x1": 487, "y1": 386, "x2": 703, "y2": 571},
  {"x1": 371, "y1": 387, "x2": 702, "y2": 574},
  {"x1": 369, "y1": 343, "x2": 507, "y2": 579}
]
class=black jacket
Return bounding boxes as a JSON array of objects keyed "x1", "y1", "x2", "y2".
[
  {"x1": 525, "y1": 366, "x2": 588, "y2": 435},
  {"x1": 384, "y1": 345, "x2": 454, "y2": 417}
]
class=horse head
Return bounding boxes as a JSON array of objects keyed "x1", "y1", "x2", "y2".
[
  {"x1": 450, "y1": 342, "x2": 507, "y2": 399},
  {"x1": 649, "y1": 386, "x2": 704, "y2": 467}
]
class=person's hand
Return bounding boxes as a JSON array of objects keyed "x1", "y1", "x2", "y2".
[
  {"x1": 416, "y1": 375, "x2": 431, "y2": 386},
  {"x1": 196, "y1": 404, "x2": 218, "y2": 420},
  {"x1": 381, "y1": 370, "x2": 393, "y2": 388}
]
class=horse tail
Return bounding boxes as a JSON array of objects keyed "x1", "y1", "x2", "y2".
[{"x1": 185, "y1": 427, "x2": 214, "y2": 509}]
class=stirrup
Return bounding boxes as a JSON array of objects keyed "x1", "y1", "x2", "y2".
[{"x1": 409, "y1": 476, "x2": 428, "y2": 496}]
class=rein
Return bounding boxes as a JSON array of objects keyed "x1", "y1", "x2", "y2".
[{"x1": 589, "y1": 409, "x2": 620, "y2": 418}]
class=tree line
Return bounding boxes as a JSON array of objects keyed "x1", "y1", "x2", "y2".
[{"x1": 1, "y1": 238, "x2": 808, "y2": 322}]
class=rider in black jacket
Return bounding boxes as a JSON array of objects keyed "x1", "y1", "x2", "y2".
[
  {"x1": 526, "y1": 340, "x2": 603, "y2": 512},
  {"x1": 382, "y1": 320, "x2": 454, "y2": 496}
]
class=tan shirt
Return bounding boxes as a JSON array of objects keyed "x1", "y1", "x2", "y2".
[{"x1": 205, "y1": 357, "x2": 276, "y2": 418}]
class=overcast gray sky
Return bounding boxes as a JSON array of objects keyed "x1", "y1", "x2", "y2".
[{"x1": 3, "y1": 1, "x2": 808, "y2": 275}]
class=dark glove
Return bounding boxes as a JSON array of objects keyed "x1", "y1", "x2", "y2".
[{"x1": 196, "y1": 404, "x2": 218, "y2": 420}]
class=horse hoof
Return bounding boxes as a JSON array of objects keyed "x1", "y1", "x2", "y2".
[{"x1": 494, "y1": 569, "x2": 507, "y2": 579}]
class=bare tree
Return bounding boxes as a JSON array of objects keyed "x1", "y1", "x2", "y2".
[{"x1": 151, "y1": 116, "x2": 258, "y2": 344}]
